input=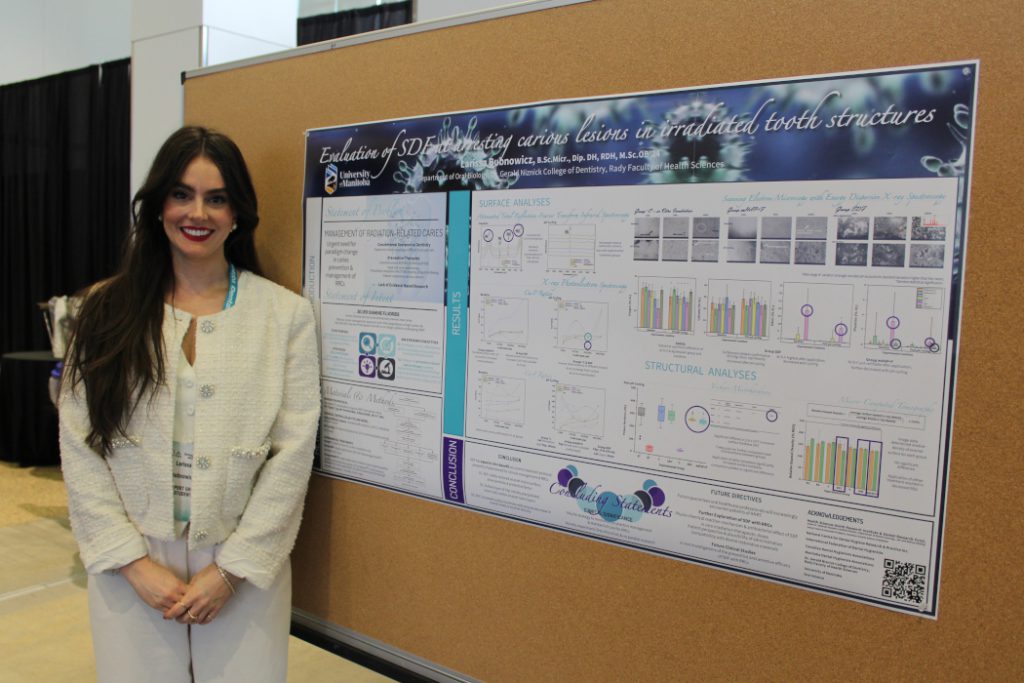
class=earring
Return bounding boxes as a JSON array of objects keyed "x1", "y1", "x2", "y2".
[
  {"x1": 231, "y1": 223, "x2": 238, "y2": 232},
  {"x1": 157, "y1": 214, "x2": 163, "y2": 222}
]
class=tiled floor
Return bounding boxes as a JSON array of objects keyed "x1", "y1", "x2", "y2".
[{"x1": 0, "y1": 464, "x2": 393, "y2": 682}]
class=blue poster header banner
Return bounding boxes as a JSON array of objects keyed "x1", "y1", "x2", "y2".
[{"x1": 305, "y1": 63, "x2": 975, "y2": 197}]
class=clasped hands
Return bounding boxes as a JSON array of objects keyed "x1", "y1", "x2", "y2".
[{"x1": 120, "y1": 556, "x2": 241, "y2": 625}]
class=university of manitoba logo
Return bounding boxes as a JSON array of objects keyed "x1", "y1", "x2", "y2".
[
  {"x1": 550, "y1": 465, "x2": 671, "y2": 523},
  {"x1": 324, "y1": 163, "x2": 338, "y2": 195}
]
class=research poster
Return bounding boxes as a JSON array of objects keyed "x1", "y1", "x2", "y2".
[{"x1": 303, "y1": 63, "x2": 977, "y2": 616}]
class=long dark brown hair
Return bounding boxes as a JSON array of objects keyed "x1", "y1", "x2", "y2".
[{"x1": 64, "y1": 126, "x2": 262, "y2": 455}]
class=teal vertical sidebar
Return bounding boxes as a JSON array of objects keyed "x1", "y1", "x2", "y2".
[{"x1": 443, "y1": 191, "x2": 470, "y2": 436}]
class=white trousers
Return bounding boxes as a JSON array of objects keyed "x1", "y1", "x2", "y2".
[{"x1": 87, "y1": 536, "x2": 291, "y2": 683}]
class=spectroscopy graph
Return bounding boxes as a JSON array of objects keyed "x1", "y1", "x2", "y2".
[
  {"x1": 478, "y1": 224, "x2": 524, "y2": 271},
  {"x1": 865, "y1": 286, "x2": 943, "y2": 353},
  {"x1": 780, "y1": 282, "x2": 854, "y2": 347}
]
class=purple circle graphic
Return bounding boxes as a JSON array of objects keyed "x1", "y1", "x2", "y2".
[
  {"x1": 886, "y1": 315, "x2": 901, "y2": 330},
  {"x1": 649, "y1": 486, "x2": 666, "y2": 507},
  {"x1": 800, "y1": 304, "x2": 814, "y2": 317},
  {"x1": 557, "y1": 468, "x2": 573, "y2": 487}
]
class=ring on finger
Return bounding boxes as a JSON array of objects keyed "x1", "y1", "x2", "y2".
[{"x1": 186, "y1": 608, "x2": 198, "y2": 622}]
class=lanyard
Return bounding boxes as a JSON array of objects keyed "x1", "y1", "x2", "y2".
[{"x1": 223, "y1": 264, "x2": 238, "y2": 310}]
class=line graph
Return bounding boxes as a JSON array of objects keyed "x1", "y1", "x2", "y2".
[
  {"x1": 547, "y1": 224, "x2": 596, "y2": 272},
  {"x1": 479, "y1": 294, "x2": 529, "y2": 345},
  {"x1": 476, "y1": 374, "x2": 526, "y2": 425},
  {"x1": 556, "y1": 300, "x2": 608, "y2": 352},
  {"x1": 553, "y1": 383, "x2": 605, "y2": 437}
]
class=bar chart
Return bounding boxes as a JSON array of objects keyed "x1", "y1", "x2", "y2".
[
  {"x1": 706, "y1": 279, "x2": 771, "y2": 339},
  {"x1": 802, "y1": 429, "x2": 883, "y2": 497},
  {"x1": 637, "y1": 277, "x2": 696, "y2": 333}
]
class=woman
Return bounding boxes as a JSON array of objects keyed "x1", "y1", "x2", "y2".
[{"x1": 60, "y1": 126, "x2": 321, "y2": 682}]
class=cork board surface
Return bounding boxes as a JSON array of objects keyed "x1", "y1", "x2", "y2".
[{"x1": 185, "y1": 1, "x2": 1024, "y2": 679}]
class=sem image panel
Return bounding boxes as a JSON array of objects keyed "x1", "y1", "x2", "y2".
[
  {"x1": 795, "y1": 217, "x2": 828, "y2": 240},
  {"x1": 760, "y1": 240, "x2": 791, "y2": 264},
  {"x1": 634, "y1": 238, "x2": 659, "y2": 261},
  {"x1": 662, "y1": 217, "x2": 690, "y2": 238},
  {"x1": 726, "y1": 240, "x2": 756, "y2": 263},
  {"x1": 909, "y1": 244, "x2": 945, "y2": 268},
  {"x1": 692, "y1": 240, "x2": 719, "y2": 262},
  {"x1": 836, "y1": 242, "x2": 868, "y2": 266},
  {"x1": 762, "y1": 216, "x2": 793, "y2": 239},
  {"x1": 911, "y1": 216, "x2": 947, "y2": 241},
  {"x1": 693, "y1": 217, "x2": 721, "y2": 238},
  {"x1": 728, "y1": 216, "x2": 758, "y2": 239},
  {"x1": 873, "y1": 216, "x2": 907, "y2": 240},
  {"x1": 837, "y1": 216, "x2": 869, "y2": 240},
  {"x1": 795, "y1": 241, "x2": 827, "y2": 265},
  {"x1": 872, "y1": 243, "x2": 906, "y2": 267},
  {"x1": 661, "y1": 239, "x2": 689, "y2": 262},
  {"x1": 635, "y1": 216, "x2": 660, "y2": 238}
]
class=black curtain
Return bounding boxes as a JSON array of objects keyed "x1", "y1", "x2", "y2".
[
  {"x1": 297, "y1": 1, "x2": 412, "y2": 45},
  {"x1": 0, "y1": 58, "x2": 130, "y2": 356}
]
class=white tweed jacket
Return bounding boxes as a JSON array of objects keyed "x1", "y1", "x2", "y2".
[{"x1": 59, "y1": 272, "x2": 321, "y2": 589}]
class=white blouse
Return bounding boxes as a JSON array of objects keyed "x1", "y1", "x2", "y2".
[{"x1": 172, "y1": 350, "x2": 197, "y2": 537}]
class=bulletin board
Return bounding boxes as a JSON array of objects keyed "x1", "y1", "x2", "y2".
[{"x1": 184, "y1": 1, "x2": 1024, "y2": 679}]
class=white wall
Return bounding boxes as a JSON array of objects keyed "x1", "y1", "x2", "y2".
[
  {"x1": 0, "y1": 0, "x2": 132, "y2": 86},
  {"x1": 416, "y1": 0, "x2": 516, "y2": 22},
  {"x1": 130, "y1": 0, "x2": 298, "y2": 193},
  {"x1": 3, "y1": 0, "x2": 535, "y2": 191},
  {"x1": 1, "y1": 0, "x2": 522, "y2": 87}
]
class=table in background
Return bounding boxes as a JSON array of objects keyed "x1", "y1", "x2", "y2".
[{"x1": 0, "y1": 351, "x2": 60, "y2": 467}]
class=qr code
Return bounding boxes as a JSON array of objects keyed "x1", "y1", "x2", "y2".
[{"x1": 881, "y1": 558, "x2": 926, "y2": 604}]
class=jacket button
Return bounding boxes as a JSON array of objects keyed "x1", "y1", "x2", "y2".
[
  {"x1": 196, "y1": 456, "x2": 210, "y2": 470},
  {"x1": 200, "y1": 320, "x2": 215, "y2": 334},
  {"x1": 200, "y1": 384, "x2": 215, "y2": 398}
]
